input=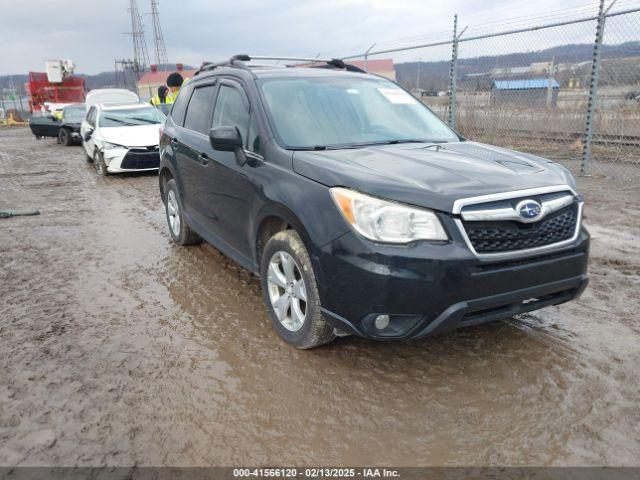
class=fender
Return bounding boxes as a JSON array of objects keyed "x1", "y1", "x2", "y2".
[
  {"x1": 158, "y1": 161, "x2": 178, "y2": 200},
  {"x1": 252, "y1": 202, "x2": 316, "y2": 263}
]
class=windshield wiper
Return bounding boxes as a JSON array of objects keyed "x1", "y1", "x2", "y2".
[
  {"x1": 102, "y1": 117, "x2": 137, "y2": 126},
  {"x1": 288, "y1": 140, "x2": 437, "y2": 151},
  {"x1": 349, "y1": 139, "x2": 433, "y2": 148},
  {"x1": 129, "y1": 116, "x2": 159, "y2": 124},
  {"x1": 288, "y1": 145, "x2": 349, "y2": 151}
]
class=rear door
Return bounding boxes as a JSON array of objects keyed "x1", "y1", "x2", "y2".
[{"x1": 175, "y1": 81, "x2": 218, "y2": 227}]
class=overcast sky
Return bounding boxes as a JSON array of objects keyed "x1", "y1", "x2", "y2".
[{"x1": 0, "y1": 0, "x2": 614, "y2": 75}]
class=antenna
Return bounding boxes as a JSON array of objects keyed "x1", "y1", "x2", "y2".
[
  {"x1": 150, "y1": 0, "x2": 168, "y2": 70},
  {"x1": 126, "y1": 0, "x2": 150, "y2": 78}
]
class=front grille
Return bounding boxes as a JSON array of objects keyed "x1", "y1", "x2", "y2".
[
  {"x1": 120, "y1": 148, "x2": 160, "y2": 170},
  {"x1": 462, "y1": 203, "x2": 578, "y2": 253}
]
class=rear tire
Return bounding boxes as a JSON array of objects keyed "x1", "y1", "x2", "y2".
[
  {"x1": 260, "y1": 230, "x2": 335, "y2": 349},
  {"x1": 58, "y1": 128, "x2": 71, "y2": 146},
  {"x1": 164, "y1": 178, "x2": 202, "y2": 245}
]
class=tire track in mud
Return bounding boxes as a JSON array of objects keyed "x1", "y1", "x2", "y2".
[{"x1": 0, "y1": 127, "x2": 639, "y2": 467}]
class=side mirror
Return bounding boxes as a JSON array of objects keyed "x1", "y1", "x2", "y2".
[
  {"x1": 209, "y1": 126, "x2": 242, "y2": 151},
  {"x1": 209, "y1": 126, "x2": 247, "y2": 166}
]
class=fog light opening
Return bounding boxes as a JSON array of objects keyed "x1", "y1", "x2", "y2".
[{"x1": 374, "y1": 314, "x2": 391, "y2": 330}]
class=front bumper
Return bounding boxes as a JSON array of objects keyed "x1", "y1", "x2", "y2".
[
  {"x1": 315, "y1": 226, "x2": 589, "y2": 339},
  {"x1": 103, "y1": 147, "x2": 160, "y2": 173}
]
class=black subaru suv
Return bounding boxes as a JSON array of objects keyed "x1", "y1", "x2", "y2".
[{"x1": 158, "y1": 55, "x2": 589, "y2": 349}]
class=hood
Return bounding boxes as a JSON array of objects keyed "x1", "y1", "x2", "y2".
[
  {"x1": 292, "y1": 141, "x2": 576, "y2": 213},
  {"x1": 100, "y1": 124, "x2": 160, "y2": 148}
]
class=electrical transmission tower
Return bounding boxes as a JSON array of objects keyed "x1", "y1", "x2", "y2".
[
  {"x1": 126, "y1": 0, "x2": 150, "y2": 78},
  {"x1": 150, "y1": 0, "x2": 169, "y2": 70}
]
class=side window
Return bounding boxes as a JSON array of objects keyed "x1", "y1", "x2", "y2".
[
  {"x1": 183, "y1": 85, "x2": 216, "y2": 135},
  {"x1": 212, "y1": 84, "x2": 261, "y2": 154},
  {"x1": 86, "y1": 107, "x2": 96, "y2": 127},
  {"x1": 169, "y1": 86, "x2": 190, "y2": 126}
]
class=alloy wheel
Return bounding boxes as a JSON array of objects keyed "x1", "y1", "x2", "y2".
[
  {"x1": 166, "y1": 189, "x2": 181, "y2": 237},
  {"x1": 267, "y1": 251, "x2": 307, "y2": 332}
]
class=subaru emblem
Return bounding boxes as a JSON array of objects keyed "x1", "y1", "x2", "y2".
[{"x1": 516, "y1": 199, "x2": 542, "y2": 221}]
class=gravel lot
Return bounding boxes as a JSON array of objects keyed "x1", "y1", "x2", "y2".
[{"x1": 1, "y1": 126, "x2": 639, "y2": 467}]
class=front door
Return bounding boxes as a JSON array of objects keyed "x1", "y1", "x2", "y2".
[
  {"x1": 29, "y1": 115, "x2": 60, "y2": 137},
  {"x1": 196, "y1": 80, "x2": 263, "y2": 258}
]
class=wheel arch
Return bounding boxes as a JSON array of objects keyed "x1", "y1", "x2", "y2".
[
  {"x1": 253, "y1": 204, "x2": 316, "y2": 267},
  {"x1": 158, "y1": 165, "x2": 175, "y2": 201}
]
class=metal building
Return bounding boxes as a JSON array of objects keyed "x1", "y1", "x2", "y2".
[{"x1": 490, "y1": 78, "x2": 560, "y2": 107}]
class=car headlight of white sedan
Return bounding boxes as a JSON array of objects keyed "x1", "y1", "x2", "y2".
[{"x1": 102, "y1": 141, "x2": 127, "y2": 150}]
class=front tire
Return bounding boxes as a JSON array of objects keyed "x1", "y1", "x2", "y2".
[
  {"x1": 93, "y1": 150, "x2": 108, "y2": 176},
  {"x1": 58, "y1": 128, "x2": 71, "y2": 146},
  {"x1": 260, "y1": 230, "x2": 335, "y2": 349},
  {"x1": 164, "y1": 178, "x2": 202, "y2": 245}
]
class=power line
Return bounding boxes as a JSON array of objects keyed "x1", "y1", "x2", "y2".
[{"x1": 336, "y1": 1, "x2": 640, "y2": 59}]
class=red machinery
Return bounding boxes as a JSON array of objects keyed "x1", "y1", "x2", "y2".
[{"x1": 26, "y1": 72, "x2": 86, "y2": 112}]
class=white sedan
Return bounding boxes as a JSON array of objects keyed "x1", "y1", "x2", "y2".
[{"x1": 80, "y1": 103, "x2": 166, "y2": 176}]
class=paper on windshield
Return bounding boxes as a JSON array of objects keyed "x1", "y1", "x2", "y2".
[{"x1": 377, "y1": 88, "x2": 418, "y2": 105}]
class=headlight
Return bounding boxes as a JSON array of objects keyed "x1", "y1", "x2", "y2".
[
  {"x1": 330, "y1": 187, "x2": 447, "y2": 243},
  {"x1": 102, "y1": 141, "x2": 126, "y2": 150}
]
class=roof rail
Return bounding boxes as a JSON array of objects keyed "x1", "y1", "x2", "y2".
[
  {"x1": 194, "y1": 55, "x2": 366, "y2": 75},
  {"x1": 194, "y1": 55, "x2": 251, "y2": 75}
]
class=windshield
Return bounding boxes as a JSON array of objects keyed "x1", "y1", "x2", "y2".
[
  {"x1": 63, "y1": 106, "x2": 86, "y2": 122},
  {"x1": 258, "y1": 76, "x2": 458, "y2": 149},
  {"x1": 99, "y1": 107, "x2": 165, "y2": 127}
]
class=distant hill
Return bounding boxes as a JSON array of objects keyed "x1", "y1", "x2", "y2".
[{"x1": 395, "y1": 41, "x2": 640, "y2": 92}]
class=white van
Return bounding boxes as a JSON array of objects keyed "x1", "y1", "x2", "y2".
[{"x1": 84, "y1": 89, "x2": 139, "y2": 110}]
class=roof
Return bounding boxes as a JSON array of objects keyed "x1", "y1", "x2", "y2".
[
  {"x1": 100, "y1": 102, "x2": 151, "y2": 110},
  {"x1": 138, "y1": 69, "x2": 197, "y2": 84},
  {"x1": 492, "y1": 78, "x2": 560, "y2": 90}
]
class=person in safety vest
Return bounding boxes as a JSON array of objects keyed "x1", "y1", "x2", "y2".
[
  {"x1": 150, "y1": 85, "x2": 170, "y2": 106},
  {"x1": 150, "y1": 72, "x2": 184, "y2": 106}
]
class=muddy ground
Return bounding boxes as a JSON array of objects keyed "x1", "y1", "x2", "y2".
[{"x1": 0, "y1": 126, "x2": 638, "y2": 467}]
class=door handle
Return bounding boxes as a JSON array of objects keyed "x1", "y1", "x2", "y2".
[
  {"x1": 170, "y1": 137, "x2": 179, "y2": 146},
  {"x1": 198, "y1": 153, "x2": 210, "y2": 165}
]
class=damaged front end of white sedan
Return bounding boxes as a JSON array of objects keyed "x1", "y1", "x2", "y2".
[{"x1": 80, "y1": 102, "x2": 165, "y2": 176}]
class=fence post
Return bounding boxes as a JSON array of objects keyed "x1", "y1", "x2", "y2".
[
  {"x1": 448, "y1": 14, "x2": 459, "y2": 129},
  {"x1": 581, "y1": 0, "x2": 609, "y2": 176},
  {"x1": 364, "y1": 43, "x2": 376, "y2": 72}
]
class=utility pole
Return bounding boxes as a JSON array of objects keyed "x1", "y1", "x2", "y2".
[
  {"x1": 150, "y1": 0, "x2": 168, "y2": 70},
  {"x1": 546, "y1": 55, "x2": 556, "y2": 108},
  {"x1": 126, "y1": 0, "x2": 150, "y2": 79}
]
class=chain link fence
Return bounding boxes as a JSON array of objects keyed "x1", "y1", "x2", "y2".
[{"x1": 341, "y1": 1, "x2": 640, "y2": 181}]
